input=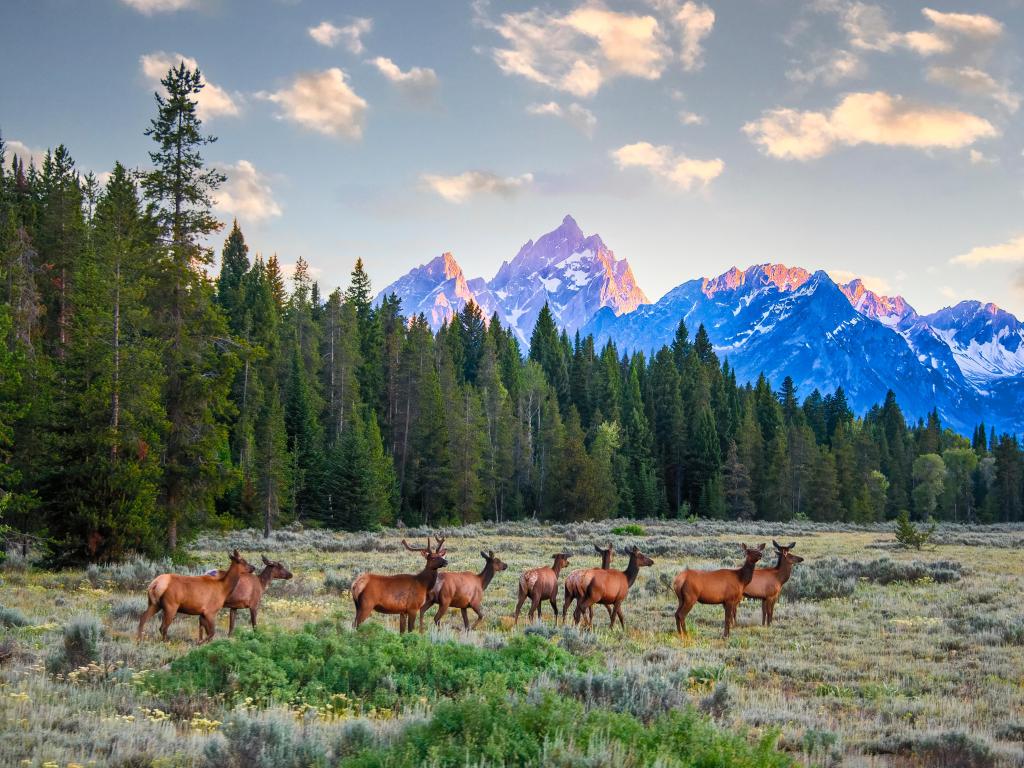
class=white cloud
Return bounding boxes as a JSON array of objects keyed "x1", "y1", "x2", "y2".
[
  {"x1": 485, "y1": 4, "x2": 669, "y2": 97},
  {"x1": 968, "y1": 149, "x2": 995, "y2": 165},
  {"x1": 678, "y1": 110, "x2": 704, "y2": 125},
  {"x1": 525, "y1": 100, "x2": 597, "y2": 135},
  {"x1": 139, "y1": 52, "x2": 240, "y2": 120},
  {"x1": 926, "y1": 66, "x2": 1019, "y2": 113},
  {"x1": 421, "y1": 170, "x2": 534, "y2": 203},
  {"x1": 921, "y1": 8, "x2": 1003, "y2": 41},
  {"x1": 214, "y1": 160, "x2": 282, "y2": 223},
  {"x1": 951, "y1": 235, "x2": 1024, "y2": 266},
  {"x1": 260, "y1": 69, "x2": 368, "y2": 139},
  {"x1": 744, "y1": 91, "x2": 997, "y2": 160},
  {"x1": 369, "y1": 57, "x2": 439, "y2": 102},
  {"x1": 787, "y1": 49, "x2": 865, "y2": 85},
  {"x1": 611, "y1": 141, "x2": 723, "y2": 190},
  {"x1": 827, "y1": 269, "x2": 893, "y2": 294},
  {"x1": 120, "y1": 0, "x2": 196, "y2": 14},
  {"x1": 308, "y1": 18, "x2": 372, "y2": 54},
  {"x1": 670, "y1": 2, "x2": 714, "y2": 71},
  {"x1": 4, "y1": 139, "x2": 47, "y2": 169}
]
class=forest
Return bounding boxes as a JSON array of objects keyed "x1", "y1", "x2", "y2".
[{"x1": 1, "y1": 64, "x2": 1022, "y2": 564}]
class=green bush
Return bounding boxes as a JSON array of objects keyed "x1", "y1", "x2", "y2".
[
  {"x1": 610, "y1": 524, "x2": 646, "y2": 536},
  {"x1": 143, "y1": 619, "x2": 592, "y2": 711}
]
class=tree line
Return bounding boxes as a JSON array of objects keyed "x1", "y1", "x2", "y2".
[{"x1": 2, "y1": 65, "x2": 1023, "y2": 563}]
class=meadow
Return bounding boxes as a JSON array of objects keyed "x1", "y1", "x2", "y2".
[{"x1": 2, "y1": 519, "x2": 1023, "y2": 767}]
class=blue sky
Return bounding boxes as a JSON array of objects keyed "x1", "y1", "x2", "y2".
[{"x1": 2, "y1": 0, "x2": 1023, "y2": 314}]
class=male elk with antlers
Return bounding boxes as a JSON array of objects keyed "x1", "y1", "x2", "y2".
[
  {"x1": 199, "y1": 555, "x2": 294, "y2": 639},
  {"x1": 513, "y1": 552, "x2": 571, "y2": 625},
  {"x1": 351, "y1": 537, "x2": 447, "y2": 633},
  {"x1": 673, "y1": 543, "x2": 765, "y2": 638},
  {"x1": 561, "y1": 543, "x2": 614, "y2": 625},
  {"x1": 419, "y1": 550, "x2": 507, "y2": 630},
  {"x1": 573, "y1": 545, "x2": 654, "y2": 629},
  {"x1": 137, "y1": 550, "x2": 252, "y2": 643},
  {"x1": 744, "y1": 540, "x2": 803, "y2": 626}
]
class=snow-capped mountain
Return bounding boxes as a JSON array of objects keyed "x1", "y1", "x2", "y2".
[
  {"x1": 376, "y1": 215, "x2": 647, "y2": 345},
  {"x1": 924, "y1": 301, "x2": 1024, "y2": 385},
  {"x1": 583, "y1": 264, "x2": 982, "y2": 430},
  {"x1": 374, "y1": 252, "x2": 497, "y2": 329}
]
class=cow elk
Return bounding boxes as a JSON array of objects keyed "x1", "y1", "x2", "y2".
[
  {"x1": 673, "y1": 543, "x2": 765, "y2": 638},
  {"x1": 351, "y1": 537, "x2": 448, "y2": 633},
  {"x1": 573, "y1": 546, "x2": 654, "y2": 629},
  {"x1": 137, "y1": 550, "x2": 252, "y2": 644},
  {"x1": 513, "y1": 552, "x2": 571, "y2": 625},
  {"x1": 199, "y1": 555, "x2": 294, "y2": 639},
  {"x1": 419, "y1": 550, "x2": 507, "y2": 630},
  {"x1": 561, "y1": 543, "x2": 614, "y2": 625},
  {"x1": 744, "y1": 540, "x2": 803, "y2": 626}
]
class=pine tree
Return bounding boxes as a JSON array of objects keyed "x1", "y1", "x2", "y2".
[
  {"x1": 722, "y1": 441, "x2": 754, "y2": 519},
  {"x1": 255, "y1": 383, "x2": 290, "y2": 537},
  {"x1": 216, "y1": 219, "x2": 249, "y2": 331}
]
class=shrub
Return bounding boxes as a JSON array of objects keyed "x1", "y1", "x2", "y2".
[
  {"x1": 894, "y1": 510, "x2": 935, "y2": 550},
  {"x1": 323, "y1": 570, "x2": 353, "y2": 594},
  {"x1": 865, "y1": 731, "x2": 995, "y2": 768},
  {"x1": 784, "y1": 557, "x2": 962, "y2": 602},
  {"x1": 47, "y1": 614, "x2": 101, "y2": 674},
  {"x1": 109, "y1": 596, "x2": 148, "y2": 622},
  {"x1": 0, "y1": 604, "x2": 30, "y2": 627},
  {"x1": 610, "y1": 524, "x2": 646, "y2": 536},
  {"x1": 200, "y1": 713, "x2": 328, "y2": 768},
  {"x1": 557, "y1": 668, "x2": 686, "y2": 722}
]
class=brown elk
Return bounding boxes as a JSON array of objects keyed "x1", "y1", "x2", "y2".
[
  {"x1": 198, "y1": 555, "x2": 294, "y2": 640},
  {"x1": 351, "y1": 537, "x2": 447, "y2": 633},
  {"x1": 744, "y1": 540, "x2": 803, "y2": 626},
  {"x1": 561, "y1": 543, "x2": 614, "y2": 625},
  {"x1": 137, "y1": 550, "x2": 252, "y2": 643},
  {"x1": 573, "y1": 545, "x2": 654, "y2": 629},
  {"x1": 673, "y1": 543, "x2": 765, "y2": 638},
  {"x1": 418, "y1": 550, "x2": 507, "y2": 631},
  {"x1": 513, "y1": 552, "x2": 571, "y2": 625}
]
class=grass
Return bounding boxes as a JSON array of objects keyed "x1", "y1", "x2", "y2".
[{"x1": 2, "y1": 519, "x2": 1023, "y2": 766}]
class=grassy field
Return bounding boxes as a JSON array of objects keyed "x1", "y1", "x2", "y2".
[{"x1": 2, "y1": 519, "x2": 1023, "y2": 767}]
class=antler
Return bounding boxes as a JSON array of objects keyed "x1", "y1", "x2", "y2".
[
  {"x1": 401, "y1": 538, "x2": 430, "y2": 553},
  {"x1": 434, "y1": 535, "x2": 446, "y2": 551}
]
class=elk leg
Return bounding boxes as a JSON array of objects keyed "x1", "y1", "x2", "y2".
[
  {"x1": 460, "y1": 608, "x2": 470, "y2": 631},
  {"x1": 529, "y1": 593, "x2": 543, "y2": 622},
  {"x1": 137, "y1": 602, "x2": 159, "y2": 642},
  {"x1": 513, "y1": 590, "x2": 528, "y2": 626},
  {"x1": 418, "y1": 598, "x2": 434, "y2": 631},
  {"x1": 228, "y1": 608, "x2": 236, "y2": 636},
  {"x1": 433, "y1": 601, "x2": 450, "y2": 628},
  {"x1": 354, "y1": 602, "x2": 373, "y2": 629},
  {"x1": 614, "y1": 603, "x2": 625, "y2": 629},
  {"x1": 675, "y1": 596, "x2": 695, "y2": 637},
  {"x1": 548, "y1": 596, "x2": 558, "y2": 623},
  {"x1": 574, "y1": 596, "x2": 592, "y2": 627},
  {"x1": 399, "y1": 613, "x2": 407, "y2": 633},
  {"x1": 723, "y1": 601, "x2": 736, "y2": 638},
  {"x1": 470, "y1": 602, "x2": 485, "y2": 630},
  {"x1": 560, "y1": 587, "x2": 573, "y2": 625},
  {"x1": 409, "y1": 610, "x2": 420, "y2": 634},
  {"x1": 250, "y1": 606, "x2": 258, "y2": 631},
  {"x1": 766, "y1": 598, "x2": 776, "y2": 626},
  {"x1": 760, "y1": 599, "x2": 767, "y2": 626},
  {"x1": 159, "y1": 606, "x2": 177, "y2": 641}
]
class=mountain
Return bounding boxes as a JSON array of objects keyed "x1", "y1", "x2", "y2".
[
  {"x1": 375, "y1": 215, "x2": 647, "y2": 345},
  {"x1": 373, "y1": 252, "x2": 497, "y2": 329},
  {"x1": 584, "y1": 264, "x2": 984, "y2": 430},
  {"x1": 924, "y1": 301, "x2": 1024, "y2": 385}
]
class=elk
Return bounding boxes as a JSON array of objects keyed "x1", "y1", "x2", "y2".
[
  {"x1": 573, "y1": 545, "x2": 654, "y2": 629},
  {"x1": 673, "y1": 543, "x2": 765, "y2": 638},
  {"x1": 513, "y1": 552, "x2": 571, "y2": 625},
  {"x1": 418, "y1": 550, "x2": 507, "y2": 631},
  {"x1": 198, "y1": 555, "x2": 293, "y2": 639},
  {"x1": 744, "y1": 540, "x2": 803, "y2": 626},
  {"x1": 137, "y1": 550, "x2": 252, "y2": 644},
  {"x1": 561, "y1": 543, "x2": 614, "y2": 625},
  {"x1": 351, "y1": 537, "x2": 447, "y2": 633}
]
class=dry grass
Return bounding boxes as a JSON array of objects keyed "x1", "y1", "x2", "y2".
[{"x1": 2, "y1": 520, "x2": 1023, "y2": 766}]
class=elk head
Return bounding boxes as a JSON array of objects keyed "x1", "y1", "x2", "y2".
[
  {"x1": 228, "y1": 550, "x2": 253, "y2": 572},
  {"x1": 626, "y1": 545, "x2": 654, "y2": 568},
  {"x1": 261, "y1": 554, "x2": 293, "y2": 580},
  {"x1": 481, "y1": 550, "x2": 508, "y2": 572},
  {"x1": 552, "y1": 552, "x2": 572, "y2": 570},
  {"x1": 741, "y1": 543, "x2": 766, "y2": 565}
]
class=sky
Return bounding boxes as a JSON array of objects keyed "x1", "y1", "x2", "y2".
[{"x1": 2, "y1": 0, "x2": 1023, "y2": 315}]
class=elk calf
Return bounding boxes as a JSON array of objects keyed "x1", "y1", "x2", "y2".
[
  {"x1": 744, "y1": 540, "x2": 803, "y2": 626},
  {"x1": 199, "y1": 555, "x2": 293, "y2": 639},
  {"x1": 352, "y1": 538, "x2": 447, "y2": 633},
  {"x1": 137, "y1": 550, "x2": 252, "y2": 644},
  {"x1": 673, "y1": 543, "x2": 765, "y2": 638},
  {"x1": 513, "y1": 553, "x2": 571, "y2": 625},
  {"x1": 573, "y1": 546, "x2": 653, "y2": 629},
  {"x1": 419, "y1": 550, "x2": 507, "y2": 630},
  {"x1": 561, "y1": 543, "x2": 614, "y2": 625}
]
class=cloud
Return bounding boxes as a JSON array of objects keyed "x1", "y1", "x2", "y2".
[
  {"x1": 260, "y1": 69, "x2": 368, "y2": 139},
  {"x1": 827, "y1": 269, "x2": 893, "y2": 294},
  {"x1": 484, "y1": 4, "x2": 669, "y2": 97},
  {"x1": 525, "y1": 101, "x2": 597, "y2": 135},
  {"x1": 968, "y1": 149, "x2": 995, "y2": 165},
  {"x1": 369, "y1": 57, "x2": 439, "y2": 102},
  {"x1": 120, "y1": 0, "x2": 196, "y2": 14},
  {"x1": 787, "y1": 48, "x2": 865, "y2": 85},
  {"x1": 611, "y1": 141, "x2": 724, "y2": 190},
  {"x1": 921, "y1": 8, "x2": 1003, "y2": 41},
  {"x1": 670, "y1": 2, "x2": 715, "y2": 71},
  {"x1": 926, "y1": 66, "x2": 1019, "y2": 113},
  {"x1": 951, "y1": 235, "x2": 1024, "y2": 266},
  {"x1": 308, "y1": 18, "x2": 372, "y2": 54},
  {"x1": 140, "y1": 52, "x2": 240, "y2": 120},
  {"x1": 744, "y1": 91, "x2": 997, "y2": 160},
  {"x1": 214, "y1": 160, "x2": 282, "y2": 223},
  {"x1": 421, "y1": 170, "x2": 534, "y2": 203},
  {"x1": 678, "y1": 110, "x2": 704, "y2": 125},
  {"x1": 4, "y1": 139, "x2": 47, "y2": 169}
]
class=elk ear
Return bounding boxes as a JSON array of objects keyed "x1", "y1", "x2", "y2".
[
  {"x1": 262, "y1": 554, "x2": 271, "y2": 565},
  {"x1": 594, "y1": 544, "x2": 603, "y2": 553},
  {"x1": 758, "y1": 543, "x2": 766, "y2": 550},
  {"x1": 481, "y1": 550, "x2": 489, "y2": 560},
  {"x1": 787, "y1": 542, "x2": 796, "y2": 550},
  {"x1": 772, "y1": 539, "x2": 783, "y2": 551}
]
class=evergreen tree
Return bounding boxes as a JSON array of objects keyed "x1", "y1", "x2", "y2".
[{"x1": 722, "y1": 441, "x2": 754, "y2": 519}]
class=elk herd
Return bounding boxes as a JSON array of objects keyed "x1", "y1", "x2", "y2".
[{"x1": 137, "y1": 538, "x2": 804, "y2": 644}]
